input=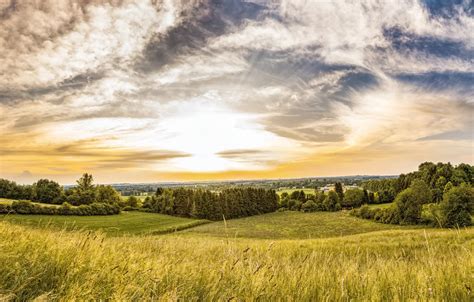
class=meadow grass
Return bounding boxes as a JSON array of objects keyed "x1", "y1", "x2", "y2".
[
  {"x1": 120, "y1": 195, "x2": 149, "y2": 201},
  {"x1": 184, "y1": 211, "x2": 417, "y2": 239},
  {"x1": 0, "y1": 221, "x2": 472, "y2": 301},
  {"x1": 276, "y1": 188, "x2": 316, "y2": 196},
  {"x1": 1, "y1": 211, "x2": 208, "y2": 236}
]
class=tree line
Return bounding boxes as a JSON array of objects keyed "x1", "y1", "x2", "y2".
[
  {"x1": 361, "y1": 162, "x2": 473, "y2": 204},
  {"x1": 142, "y1": 187, "x2": 279, "y2": 221},
  {"x1": 278, "y1": 183, "x2": 369, "y2": 212},
  {"x1": 0, "y1": 174, "x2": 123, "y2": 215},
  {"x1": 0, "y1": 174, "x2": 122, "y2": 206},
  {"x1": 0, "y1": 201, "x2": 120, "y2": 216},
  {"x1": 352, "y1": 162, "x2": 473, "y2": 227}
]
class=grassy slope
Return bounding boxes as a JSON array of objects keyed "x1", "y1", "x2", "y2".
[
  {"x1": 184, "y1": 211, "x2": 415, "y2": 239},
  {"x1": 0, "y1": 222, "x2": 472, "y2": 301},
  {"x1": 1, "y1": 211, "x2": 208, "y2": 236}
]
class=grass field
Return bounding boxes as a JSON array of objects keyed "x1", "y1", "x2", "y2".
[
  {"x1": 276, "y1": 188, "x2": 316, "y2": 196},
  {"x1": 184, "y1": 210, "x2": 415, "y2": 239},
  {"x1": 0, "y1": 219, "x2": 472, "y2": 301},
  {"x1": 0, "y1": 211, "x2": 208, "y2": 236},
  {"x1": 120, "y1": 195, "x2": 149, "y2": 201}
]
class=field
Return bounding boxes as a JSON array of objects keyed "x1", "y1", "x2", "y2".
[
  {"x1": 276, "y1": 188, "x2": 316, "y2": 196},
  {"x1": 120, "y1": 195, "x2": 149, "y2": 201},
  {"x1": 184, "y1": 211, "x2": 414, "y2": 239},
  {"x1": 0, "y1": 211, "x2": 208, "y2": 236},
  {"x1": 0, "y1": 210, "x2": 473, "y2": 300}
]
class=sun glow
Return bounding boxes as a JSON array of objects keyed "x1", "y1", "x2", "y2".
[
  {"x1": 39, "y1": 102, "x2": 300, "y2": 173},
  {"x1": 152, "y1": 104, "x2": 299, "y2": 172}
]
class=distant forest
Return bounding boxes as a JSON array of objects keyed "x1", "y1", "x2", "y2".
[{"x1": 112, "y1": 175, "x2": 389, "y2": 196}]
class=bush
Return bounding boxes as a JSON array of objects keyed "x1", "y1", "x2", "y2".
[
  {"x1": 11, "y1": 200, "x2": 36, "y2": 214},
  {"x1": 0, "y1": 204, "x2": 12, "y2": 214},
  {"x1": 323, "y1": 191, "x2": 341, "y2": 211},
  {"x1": 8, "y1": 201, "x2": 120, "y2": 216},
  {"x1": 342, "y1": 189, "x2": 365, "y2": 208},
  {"x1": 439, "y1": 185, "x2": 473, "y2": 228},
  {"x1": 301, "y1": 200, "x2": 318, "y2": 212}
]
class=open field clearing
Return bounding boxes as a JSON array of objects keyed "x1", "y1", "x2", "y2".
[
  {"x1": 276, "y1": 188, "x2": 316, "y2": 196},
  {"x1": 0, "y1": 212, "x2": 208, "y2": 236},
  {"x1": 0, "y1": 221, "x2": 472, "y2": 301},
  {"x1": 183, "y1": 211, "x2": 417, "y2": 239}
]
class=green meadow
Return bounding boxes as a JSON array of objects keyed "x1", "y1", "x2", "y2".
[
  {"x1": 1, "y1": 211, "x2": 208, "y2": 236},
  {"x1": 1, "y1": 211, "x2": 473, "y2": 301},
  {"x1": 184, "y1": 210, "x2": 414, "y2": 239},
  {"x1": 276, "y1": 188, "x2": 316, "y2": 196}
]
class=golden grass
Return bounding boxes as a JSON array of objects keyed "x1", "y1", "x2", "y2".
[{"x1": 0, "y1": 221, "x2": 472, "y2": 301}]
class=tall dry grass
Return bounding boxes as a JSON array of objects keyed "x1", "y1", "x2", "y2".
[{"x1": 0, "y1": 222, "x2": 472, "y2": 301}]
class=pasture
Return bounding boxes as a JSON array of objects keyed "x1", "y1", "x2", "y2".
[
  {"x1": 1, "y1": 211, "x2": 208, "y2": 236},
  {"x1": 276, "y1": 188, "x2": 316, "y2": 196},
  {"x1": 184, "y1": 210, "x2": 413, "y2": 239},
  {"x1": 0, "y1": 219, "x2": 472, "y2": 301}
]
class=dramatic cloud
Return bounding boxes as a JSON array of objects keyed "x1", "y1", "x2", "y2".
[{"x1": 0, "y1": 0, "x2": 472, "y2": 183}]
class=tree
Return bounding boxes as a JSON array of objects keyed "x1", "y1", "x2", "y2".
[
  {"x1": 443, "y1": 181, "x2": 453, "y2": 194},
  {"x1": 324, "y1": 191, "x2": 341, "y2": 212},
  {"x1": 334, "y1": 182, "x2": 344, "y2": 202},
  {"x1": 126, "y1": 196, "x2": 139, "y2": 208},
  {"x1": 440, "y1": 185, "x2": 474, "y2": 227},
  {"x1": 409, "y1": 179, "x2": 432, "y2": 204},
  {"x1": 76, "y1": 173, "x2": 94, "y2": 192},
  {"x1": 33, "y1": 179, "x2": 62, "y2": 204},
  {"x1": 342, "y1": 188, "x2": 365, "y2": 208},
  {"x1": 96, "y1": 185, "x2": 121, "y2": 204},
  {"x1": 72, "y1": 173, "x2": 97, "y2": 205},
  {"x1": 392, "y1": 180, "x2": 431, "y2": 224},
  {"x1": 301, "y1": 200, "x2": 317, "y2": 212},
  {"x1": 155, "y1": 187, "x2": 164, "y2": 196},
  {"x1": 393, "y1": 189, "x2": 420, "y2": 224}
]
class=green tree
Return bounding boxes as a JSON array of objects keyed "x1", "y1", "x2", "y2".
[
  {"x1": 126, "y1": 196, "x2": 139, "y2": 208},
  {"x1": 409, "y1": 179, "x2": 432, "y2": 204},
  {"x1": 33, "y1": 179, "x2": 62, "y2": 204},
  {"x1": 443, "y1": 181, "x2": 453, "y2": 194},
  {"x1": 324, "y1": 191, "x2": 341, "y2": 212},
  {"x1": 301, "y1": 200, "x2": 317, "y2": 212},
  {"x1": 440, "y1": 185, "x2": 474, "y2": 227},
  {"x1": 342, "y1": 188, "x2": 365, "y2": 208},
  {"x1": 392, "y1": 180, "x2": 431, "y2": 224},
  {"x1": 76, "y1": 173, "x2": 94, "y2": 192},
  {"x1": 96, "y1": 185, "x2": 121, "y2": 204},
  {"x1": 334, "y1": 182, "x2": 344, "y2": 202}
]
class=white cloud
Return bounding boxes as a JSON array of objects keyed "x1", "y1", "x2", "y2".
[
  {"x1": 0, "y1": 0, "x2": 195, "y2": 89},
  {"x1": 334, "y1": 79, "x2": 473, "y2": 147},
  {"x1": 209, "y1": 0, "x2": 474, "y2": 72}
]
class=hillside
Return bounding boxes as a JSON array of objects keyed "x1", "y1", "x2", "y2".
[{"x1": 0, "y1": 221, "x2": 472, "y2": 301}]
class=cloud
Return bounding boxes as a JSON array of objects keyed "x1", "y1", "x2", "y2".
[
  {"x1": 0, "y1": 0, "x2": 198, "y2": 90},
  {"x1": 1, "y1": 0, "x2": 472, "y2": 182},
  {"x1": 209, "y1": 0, "x2": 474, "y2": 73}
]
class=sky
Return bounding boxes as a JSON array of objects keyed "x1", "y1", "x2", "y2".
[{"x1": 0, "y1": 0, "x2": 473, "y2": 184}]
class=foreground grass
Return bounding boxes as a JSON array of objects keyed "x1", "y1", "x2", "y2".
[
  {"x1": 1, "y1": 211, "x2": 208, "y2": 236},
  {"x1": 0, "y1": 222, "x2": 472, "y2": 301},
  {"x1": 185, "y1": 211, "x2": 415, "y2": 239}
]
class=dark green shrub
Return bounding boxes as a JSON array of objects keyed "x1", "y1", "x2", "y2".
[
  {"x1": 301, "y1": 200, "x2": 317, "y2": 212},
  {"x1": 440, "y1": 185, "x2": 473, "y2": 227}
]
